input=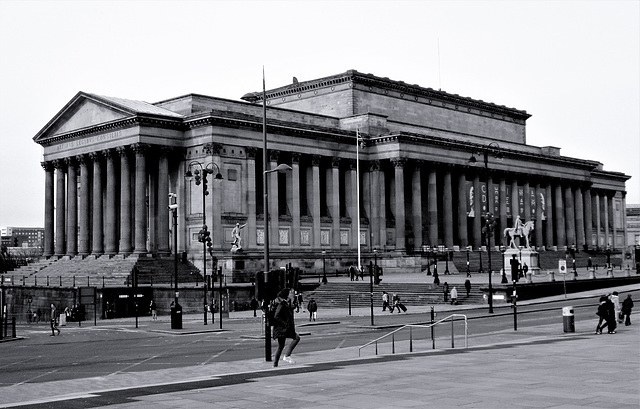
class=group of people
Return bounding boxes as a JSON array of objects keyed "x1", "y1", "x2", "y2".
[
  {"x1": 595, "y1": 291, "x2": 633, "y2": 334},
  {"x1": 381, "y1": 291, "x2": 407, "y2": 313}
]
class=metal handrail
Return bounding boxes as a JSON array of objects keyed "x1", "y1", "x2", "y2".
[{"x1": 358, "y1": 314, "x2": 468, "y2": 357}]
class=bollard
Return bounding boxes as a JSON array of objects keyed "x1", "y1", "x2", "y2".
[
  {"x1": 548, "y1": 271, "x2": 555, "y2": 282},
  {"x1": 588, "y1": 269, "x2": 595, "y2": 279}
]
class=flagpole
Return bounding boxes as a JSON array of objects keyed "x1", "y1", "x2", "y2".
[
  {"x1": 356, "y1": 128, "x2": 361, "y2": 272},
  {"x1": 262, "y1": 67, "x2": 272, "y2": 361}
]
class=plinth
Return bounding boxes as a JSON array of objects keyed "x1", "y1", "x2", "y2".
[{"x1": 503, "y1": 248, "x2": 539, "y2": 281}]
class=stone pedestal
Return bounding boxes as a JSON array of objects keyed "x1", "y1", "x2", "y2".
[
  {"x1": 503, "y1": 248, "x2": 539, "y2": 281},
  {"x1": 224, "y1": 254, "x2": 253, "y2": 283}
]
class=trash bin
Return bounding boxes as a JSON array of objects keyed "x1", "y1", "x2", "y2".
[
  {"x1": 562, "y1": 306, "x2": 575, "y2": 333},
  {"x1": 171, "y1": 303, "x2": 182, "y2": 330}
]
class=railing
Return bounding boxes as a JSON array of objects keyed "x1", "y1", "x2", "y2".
[{"x1": 358, "y1": 314, "x2": 468, "y2": 357}]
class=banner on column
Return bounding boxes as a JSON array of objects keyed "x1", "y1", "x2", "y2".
[
  {"x1": 528, "y1": 188, "x2": 537, "y2": 220},
  {"x1": 518, "y1": 187, "x2": 525, "y2": 218},
  {"x1": 492, "y1": 185, "x2": 500, "y2": 215},
  {"x1": 505, "y1": 185, "x2": 511, "y2": 218},
  {"x1": 540, "y1": 192, "x2": 547, "y2": 220},
  {"x1": 480, "y1": 182, "x2": 488, "y2": 214},
  {"x1": 466, "y1": 180, "x2": 475, "y2": 217}
]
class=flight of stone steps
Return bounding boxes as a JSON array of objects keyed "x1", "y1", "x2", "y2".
[{"x1": 302, "y1": 281, "x2": 485, "y2": 310}]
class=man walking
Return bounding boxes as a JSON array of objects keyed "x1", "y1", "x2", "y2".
[{"x1": 50, "y1": 303, "x2": 60, "y2": 336}]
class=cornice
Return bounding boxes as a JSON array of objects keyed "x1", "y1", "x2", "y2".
[{"x1": 242, "y1": 70, "x2": 530, "y2": 121}]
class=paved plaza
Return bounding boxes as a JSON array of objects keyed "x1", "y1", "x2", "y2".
[{"x1": 1, "y1": 273, "x2": 638, "y2": 409}]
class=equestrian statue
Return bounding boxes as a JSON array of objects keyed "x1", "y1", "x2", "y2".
[{"x1": 503, "y1": 216, "x2": 535, "y2": 249}]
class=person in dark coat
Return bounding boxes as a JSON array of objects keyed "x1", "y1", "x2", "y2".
[
  {"x1": 621, "y1": 295, "x2": 634, "y2": 326},
  {"x1": 443, "y1": 282, "x2": 449, "y2": 302},
  {"x1": 272, "y1": 288, "x2": 300, "y2": 367},
  {"x1": 464, "y1": 279, "x2": 471, "y2": 297},
  {"x1": 307, "y1": 298, "x2": 318, "y2": 321},
  {"x1": 250, "y1": 297, "x2": 259, "y2": 317}
]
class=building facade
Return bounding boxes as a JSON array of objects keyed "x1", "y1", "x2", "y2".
[
  {"x1": 33, "y1": 70, "x2": 630, "y2": 272},
  {"x1": 1, "y1": 226, "x2": 45, "y2": 248}
]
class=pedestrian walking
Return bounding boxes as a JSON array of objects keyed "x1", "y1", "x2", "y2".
[
  {"x1": 595, "y1": 295, "x2": 616, "y2": 334},
  {"x1": 464, "y1": 279, "x2": 471, "y2": 297},
  {"x1": 443, "y1": 282, "x2": 449, "y2": 303},
  {"x1": 349, "y1": 265, "x2": 356, "y2": 281},
  {"x1": 150, "y1": 300, "x2": 157, "y2": 320},
  {"x1": 382, "y1": 291, "x2": 390, "y2": 311},
  {"x1": 359, "y1": 267, "x2": 364, "y2": 281},
  {"x1": 393, "y1": 294, "x2": 407, "y2": 313},
  {"x1": 433, "y1": 269, "x2": 440, "y2": 285},
  {"x1": 50, "y1": 303, "x2": 60, "y2": 336},
  {"x1": 389, "y1": 293, "x2": 398, "y2": 313},
  {"x1": 610, "y1": 292, "x2": 622, "y2": 323},
  {"x1": 621, "y1": 295, "x2": 634, "y2": 326},
  {"x1": 450, "y1": 287, "x2": 458, "y2": 305},
  {"x1": 307, "y1": 298, "x2": 318, "y2": 321},
  {"x1": 297, "y1": 292, "x2": 304, "y2": 313},
  {"x1": 272, "y1": 288, "x2": 301, "y2": 367},
  {"x1": 250, "y1": 297, "x2": 259, "y2": 317}
]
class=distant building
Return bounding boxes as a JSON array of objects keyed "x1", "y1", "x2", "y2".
[
  {"x1": 32, "y1": 70, "x2": 630, "y2": 272},
  {"x1": 0, "y1": 226, "x2": 45, "y2": 248}
]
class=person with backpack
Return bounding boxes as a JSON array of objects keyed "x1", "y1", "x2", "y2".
[{"x1": 272, "y1": 288, "x2": 300, "y2": 367}]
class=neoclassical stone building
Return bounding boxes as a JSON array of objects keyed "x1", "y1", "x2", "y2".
[{"x1": 34, "y1": 70, "x2": 630, "y2": 273}]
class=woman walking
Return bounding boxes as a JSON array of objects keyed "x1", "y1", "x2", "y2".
[{"x1": 272, "y1": 288, "x2": 301, "y2": 367}]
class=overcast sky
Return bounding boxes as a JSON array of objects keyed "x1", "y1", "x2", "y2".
[{"x1": 1, "y1": 0, "x2": 638, "y2": 228}]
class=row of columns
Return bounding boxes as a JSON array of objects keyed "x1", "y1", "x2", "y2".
[
  {"x1": 42, "y1": 144, "x2": 170, "y2": 258},
  {"x1": 236, "y1": 151, "x2": 623, "y2": 252}
]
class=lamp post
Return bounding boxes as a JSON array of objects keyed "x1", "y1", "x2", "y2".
[
  {"x1": 185, "y1": 161, "x2": 223, "y2": 325},
  {"x1": 321, "y1": 250, "x2": 327, "y2": 284},
  {"x1": 469, "y1": 142, "x2": 503, "y2": 314},
  {"x1": 356, "y1": 129, "x2": 366, "y2": 271},
  {"x1": 168, "y1": 193, "x2": 181, "y2": 329},
  {"x1": 369, "y1": 249, "x2": 375, "y2": 326},
  {"x1": 500, "y1": 245, "x2": 508, "y2": 283},
  {"x1": 444, "y1": 247, "x2": 450, "y2": 275},
  {"x1": 466, "y1": 246, "x2": 471, "y2": 277}
]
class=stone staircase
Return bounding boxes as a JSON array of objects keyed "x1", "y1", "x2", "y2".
[
  {"x1": 6, "y1": 255, "x2": 204, "y2": 288},
  {"x1": 303, "y1": 281, "x2": 484, "y2": 309}
]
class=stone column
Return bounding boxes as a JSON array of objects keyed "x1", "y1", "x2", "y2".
[
  {"x1": 133, "y1": 144, "x2": 148, "y2": 254},
  {"x1": 331, "y1": 157, "x2": 341, "y2": 249},
  {"x1": 246, "y1": 148, "x2": 258, "y2": 248},
  {"x1": 65, "y1": 157, "x2": 78, "y2": 256},
  {"x1": 42, "y1": 162, "x2": 55, "y2": 257},
  {"x1": 291, "y1": 153, "x2": 301, "y2": 248},
  {"x1": 564, "y1": 185, "x2": 576, "y2": 247},
  {"x1": 54, "y1": 160, "x2": 66, "y2": 256},
  {"x1": 545, "y1": 184, "x2": 554, "y2": 248},
  {"x1": 523, "y1": 181, "x2": 531, "y2": 224},
  {"x1": 584, "y1": 188, "x2": 593, "y2": 249},
  {"x1": 347, "y1": 159, "x2": 358, "y2": 251},
  {"x1": 392, "y1": 158, "x2": 406, "y2": 250},
  {"x1": 209, "y1": 143, "x2": 224, "y2": 249},
  {"x1": 611, "y1": 194, "x2": 618, "y2": 249},
  {"x1": 427, "y1": 168, "x2": 438, "y2": 247},
  {"x1": 472, "y1": 174, "x2": 482, "y2": 249},
  {"x1": 156, "y1": 147, "x2": 170, "y2": 255},
  {"x1": 77, "y1": 155, "x2": 91, "y2": 256},
  {"x1": 499, "y1": 178, "x2": 508, "y2": 248},
  {"x1": 603, "y1": 194, "x2": 610, "y2": 248},
  {"x1": 378, "y1": 162, "x2": 387, "y2": 247},
  {"x1": 269, "y1": 150, "x2": 280, "y2": 249},
  {"x1": 370, "y1": 161, "x2": 381, "y2": 248},
  {"x1": 486, "y1": 175, "x2": 495, "y2": 248},
  {"x1": 117, "y1": 147, "x2": 132, "y2": 255},
  {"x1": 104, "y1": 149, "x2": 118, "y2": 255},
  {"x1": 412, "y1": 161, "x2": 423, "y2": 249},
  {"x1": 594, "y1": 192, "x2": 602, "y2": 248},
  {"x1": 443, "y1": 169, "x2": 453, "y2": 248},
  {"x1": 534, "y1": 183, "x2": 543, "y2": 249},
  {"x1": 457, "y1": 172, "x2": 468, "y2": 248},
  {"x1": 91, "y1": 152, "x2": 104, "y2": 255},
  {"x1": 511, "y1": 180, "x2": 519, "y2": 226},
  {"x1": 554, "y1": 183, "x2": 565, "y2": 248},
  {"x1": 621, "y1": 193, "x2": 628, "y2": 249},
  {"x1": 311, "y1": 155, "x2": 321, "y2": 248},
  {"x1": 574, "y1": 187, "x2": 585, "y2": 250}
]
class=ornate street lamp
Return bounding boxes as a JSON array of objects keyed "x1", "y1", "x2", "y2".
[
  {"x1": 186, "y1": 161, "x2": 223, "y2": 325},
  {"x1": 168, "y1": 193, "x2": 181, "y2": 329},
  {"x1": 469, "y1": 142, "x2": 503, "y2": 314}
]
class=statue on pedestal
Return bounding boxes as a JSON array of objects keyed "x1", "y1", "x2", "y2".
[
  {"x1": 503, "y1": 216, "x2": 535, "y2": 249},
  {"x1": 230, "y1": 223, "x2": 247, "y2": 253}
]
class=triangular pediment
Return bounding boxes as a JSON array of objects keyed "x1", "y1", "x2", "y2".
[
  {"x1": 33, "y1": 92, "x2": 183, "y2": 144},
  {"x1": 33, "y1": 92, "x2": 135, "y2": 143}
]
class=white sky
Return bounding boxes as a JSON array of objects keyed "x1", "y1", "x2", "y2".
[{"x1": 1, "y1": 0, "x2": 638, "y2": 228}]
